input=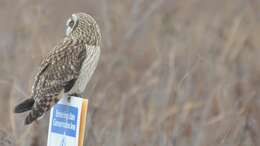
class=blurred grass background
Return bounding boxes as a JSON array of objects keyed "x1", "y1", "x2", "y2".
[{"x1": 0, "y1": 0, "x2": 260, "y2": 145}]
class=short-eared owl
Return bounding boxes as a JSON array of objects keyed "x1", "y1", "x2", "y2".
[{"x1": 14, "y1": 12, "x2": 101, "y2": 125}]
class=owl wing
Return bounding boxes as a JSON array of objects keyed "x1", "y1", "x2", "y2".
[{"x1": 32, "y1": 38, "x2": 86, "y2": 104}]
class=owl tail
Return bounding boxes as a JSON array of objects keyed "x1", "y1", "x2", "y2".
[
  {"x1": 14, "y1": 98, "x2": 35, "y2": 113},
  {"x1": 25, "y1": 104, "x2": 45, "y2": 125}
]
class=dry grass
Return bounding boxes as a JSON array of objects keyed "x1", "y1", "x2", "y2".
[{"x1": 0, "y1": 0, "x2": 260, "y2": 145}]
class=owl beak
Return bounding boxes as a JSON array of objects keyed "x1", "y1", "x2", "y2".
[
  {"x1": 65, "y1": 18, "x2": 71, "y2": 36},
  {"x1": 66, "y1": 18, "x2": 71, "y2": 26},
  {"x1": 66, "y1": 27, "x2": 72, "y2": 36}
]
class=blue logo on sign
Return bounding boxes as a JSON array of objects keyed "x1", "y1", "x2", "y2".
[
  {"x1": 60, "y1": 137, "x2": 66, "y2": 146},
  {"x1": 51, "y1": 104, "x2": 78, "y2": 137}
]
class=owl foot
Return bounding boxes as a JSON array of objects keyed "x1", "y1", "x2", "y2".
[
  {"x1": 67, "y1": 96, "x2": 71, "y2": 102},
  {"x1": 68, "y1": 93, "x2": 82, "y2": 97}
]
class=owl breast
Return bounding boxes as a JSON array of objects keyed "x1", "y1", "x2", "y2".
[{"x1": 68, "y1": 45, "x2": 100, "y2": 95}]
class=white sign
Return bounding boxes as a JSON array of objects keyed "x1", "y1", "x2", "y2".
[{"x1": 47, "y1": 96, "x2": 88, "y2": 146}]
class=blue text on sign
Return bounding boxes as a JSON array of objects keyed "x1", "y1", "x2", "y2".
[{"x1": 51, "y1": 104, "x2": 78, "y2": 137}]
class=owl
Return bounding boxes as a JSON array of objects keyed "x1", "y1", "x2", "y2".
[{"x1": 14, "y1": 12, "x2": 101, "y2": 125}]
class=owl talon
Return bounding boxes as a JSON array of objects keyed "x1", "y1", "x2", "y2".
[
  {"x1": 68, "y1": 93, "x2": 82, "y2": 97},
  {"x1": 67, "y1": 96, "x2": 71, "y2": 102}
]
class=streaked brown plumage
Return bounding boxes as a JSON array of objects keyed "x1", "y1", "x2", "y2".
[{"x1": 14, "y1": 13, "x2": 101, "y2": 125}]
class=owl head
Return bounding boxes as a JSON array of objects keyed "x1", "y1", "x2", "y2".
[{"x1": 65, "y1": 13, "x2": 101, "y2": 46}]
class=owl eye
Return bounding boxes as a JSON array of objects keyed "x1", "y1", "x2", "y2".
[
  {"x1": 65, "y1": 15, "x2": 79, "y2": 36},
  {"x1": 69, "y1": 20, "x2": 74, "y2": 28}
]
